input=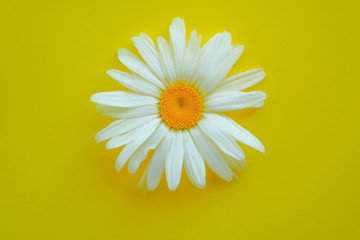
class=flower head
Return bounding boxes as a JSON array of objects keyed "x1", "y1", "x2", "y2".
[{"x1": 91, "y1": 17, "x2": 266, "y2": 191}]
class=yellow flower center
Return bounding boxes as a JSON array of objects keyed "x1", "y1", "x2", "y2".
[{"x1": 159, "y1": 85, "x2": 203, "y2": 130}]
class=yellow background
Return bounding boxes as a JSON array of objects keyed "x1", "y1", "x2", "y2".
[{"x1": 1, "y1": 0, "x2": 360, "y2": 239}]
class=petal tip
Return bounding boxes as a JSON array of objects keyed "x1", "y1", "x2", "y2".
[
  {"x1": 90, "y1": 93, "x2": 99, "y2": 103},
  {"x1": 106, "y1": 69, "x2": 114, "y2": 75},
  {"x1": 167, "y1": 180, "x2": 180, "y2": 191},
  {"x1": 168, "y1": 186, "x2": 178, "y2": 191},
  {"x1": 117, "y1": 48, "x2": 128, "y2": 57}
]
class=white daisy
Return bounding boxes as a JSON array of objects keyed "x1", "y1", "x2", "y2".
[{"x1": 91, "y1": 17, "x2": 266, "y2": 192}]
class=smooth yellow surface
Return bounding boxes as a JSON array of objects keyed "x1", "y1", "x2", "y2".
[{"x1": 1, "y1": 0, "x2": 360, "y2": 239}]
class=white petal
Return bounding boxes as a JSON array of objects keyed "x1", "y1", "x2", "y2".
[
  {"x1": 200, "y1": 45, "x2": 244, "y2": 95},
  {"x1": 117, "y1": 48, "x2": 165, "y2": 89},
  {"x1": 252, "y1": 101, "x2": 264, "y2": 108},
  {"x1": 94, "y1": 119, "x2": 125, "y2": 140},
  {"x1": 157, "y1": 36, "x2": 177, "y2": 84},
  {"x1": 199, "y1": 33, "x2": 221, "y2": 56},
  {"x1": 137, "y1": 167, "x2": 149, "y2": 193},
  {"x1": 128, "y1": 123, "x2": 168, "y2": 174},
  {"x1": 132, "y1": 33, "x2": 166, "y2": 83},
  {"x1": 217, "y1": 68, "x2": 266, "y2": 92},
  {"x1": 106, "y1": 117, "x2": 161, "y2": 149},
  {"x1": 106, "y1": 69, "x2": 160, "y2": 97},
  {"x1": 95, "y1": 115, "x2": 157, "y2": 142},
  {"x1": 165, "y1": 131, "x2": 184, "y2": 191},
  {"x1": 147, "y1": 132, "x2": 172, "y2": 191},
  {"x1": 205, "y1": 91, "x2": 266, "y2": 112},
  {"x1": 96, "y1": 104, "x2": 158, "y2": 119},
  {"x1": 190, "y1": 126, "x2": 232, "y2": 181},
  {"x1": 169, "y1": 17, "x2": 186, "y2": 79},
  {"x1": 115, "y1": 119, "x2": 161, "y2": 171},
  {"x1": 193, "y1": 32, "x2": 232, "y2": 93},
  {"x1": 90, "y1": 91, "x2": 158, "y2": 108},
  {"x1": 183, "y1": 130, "x2": 206, "y2": 188},
  {"x1": 180, "y1": 30, "x2": 202, "y2": 84},
  {"x1": 203, "y1": 113, "x2": 265, "y2": 153},
  {"x1": 197, "y1": 117, "x2": 245, "y2": 160},
  {"x1": 223, "y1": 154, "x2": 246, "y2": 171}
]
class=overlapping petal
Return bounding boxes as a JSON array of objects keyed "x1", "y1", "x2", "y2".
[
  {"x1": 183, "y1": 130, "x2": 206, "y2": 188},
  {"x1": 169, "y1": 17, "x2": 186, "y2": 79},
  {"x1": 194, "y1": 32, "x2": 233, "y2": 94},
  {"x1": 216, "y1": 68, "x2": 266, "y2": 92},
  {"x1": 203, "y1": 113, "x2": 265, "y2": 153},
  {"x1": 106, "y1": 69, "x2": 161, "y2": 97},
  {"x1": 90, "y1": 91, "x2": 158, "y2": 108},
  {"x1": 96, "y1": 104, "x2": 158, "y2": 119},
  {"x1": 197, "y1": 117, "x2": 245, "y2": 160},
  {"x1": 115, "y1": 118, "x2": 161, "y2": 171},
  {"x1": 132, "y1": 33, "x2": 166, "y2": 83},
  {"x1": 180, "y1": 30, "x2": 202, "y2": 84},
  {"x1": 95, "y1": 115, "x2": 157, "y2": 142},
  {"x1": 147, "y1": 131, "x2": 173, "y2": 190},
  {"x1": 165, "y1": 130, "x2": 184, "y2": 191},
  {"x1": 204, "y1": 90, "x2": 266, "y2": 112},
  {"x1": 157, "y1": 37, "x2": 177, "y2": 85},
  {"x1": 106, "y1": 117, "x2": 161, "y2": 150},
  {"x1": 128, "y1": 123, "x2": 168, "y2": 174},
  {"x1": 117, "y1": 48, "x2": 165, "y2": 89},
  {"x1": 190, "y1": 126, "x2": 233, "y2": 181}
]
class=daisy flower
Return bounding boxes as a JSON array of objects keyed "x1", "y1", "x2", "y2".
[{"x1": 91, "y1": 18, "x2": 266, "y2": 192}]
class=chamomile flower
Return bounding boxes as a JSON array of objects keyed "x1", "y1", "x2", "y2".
[{"x1": 91, "y1": 18, "x2": 266, "y2": 191}]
